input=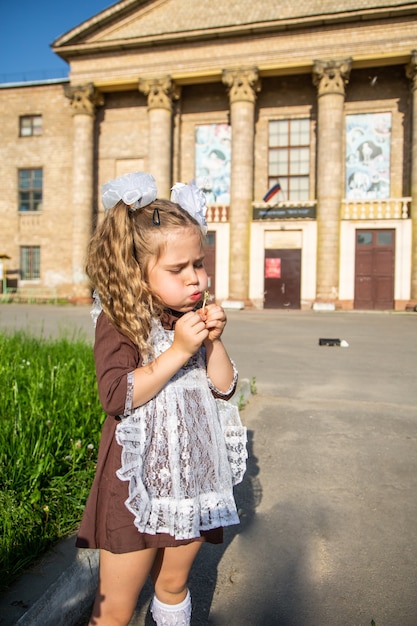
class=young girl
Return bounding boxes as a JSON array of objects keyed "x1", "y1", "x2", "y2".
[{"x1": 76, "y1": 172, "x2": 247, "y2": 626}]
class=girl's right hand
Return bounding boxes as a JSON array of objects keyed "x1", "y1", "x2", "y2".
[
  {"x1": 172, "y1": 311, "x2": 209, "y2": 360},
  {"x1": 132, "y1": 312, "x2": 209, "y2": 407}
]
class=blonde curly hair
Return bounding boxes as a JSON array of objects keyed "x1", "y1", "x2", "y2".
[{"x1": 86, "y1": 198, "x2": 205, "y2": 354}]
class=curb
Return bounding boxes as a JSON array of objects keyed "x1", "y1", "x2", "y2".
[
  {"x1": 1, "y1": 380, "x2": 252, "y2": 626},
  {"x1": 0, "y1": 535, "x2": 98, "y2": 626},
  {"x1": 17, "y1": 550, "x2": 98, "y2": 626}
]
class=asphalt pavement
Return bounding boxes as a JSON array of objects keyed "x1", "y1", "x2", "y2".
[{"x1": 0, "y1": 304, "x2": 416, "y2": 625}]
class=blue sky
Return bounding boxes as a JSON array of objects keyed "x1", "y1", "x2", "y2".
[{"x1": 0, "y1": 1, "x2": 117, "y2": 82}]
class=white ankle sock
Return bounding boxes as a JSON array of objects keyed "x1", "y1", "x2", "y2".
[{"x1": 151, "y1": 590, "x2": 191, "y2": 625}]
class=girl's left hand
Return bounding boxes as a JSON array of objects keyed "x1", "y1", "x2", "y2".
[{"x1": 198, "y1": 303, "x2": 227, "y2": 342}]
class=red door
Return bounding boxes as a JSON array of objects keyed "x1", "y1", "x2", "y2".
[
  {"x1": 264, "y1": 249, "x2": 301, "y2": 309},
  {"x1": 354, "y1": 229, "x2": 395, "y2": 310}
]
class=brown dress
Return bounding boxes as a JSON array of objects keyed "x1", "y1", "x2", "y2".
[{"x1": 76, "y1": 311, "x2": 236, "y2": 553}]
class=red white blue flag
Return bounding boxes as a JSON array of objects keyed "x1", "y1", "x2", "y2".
[{"x1": 263, "y1": 182, "x2": 281, "y2": 202}]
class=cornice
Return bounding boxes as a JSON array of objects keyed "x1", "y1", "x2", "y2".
[
  {"x1": 52, "y1": 0, "x2": 148, "y2": 47},
  {"x1": 53, "y1": 3, "x2": 417, "y2": 62}
]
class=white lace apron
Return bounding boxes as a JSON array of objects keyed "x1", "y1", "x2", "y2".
[{"x1": 115, "y1": 319, "x2": 247, "y2": 540}]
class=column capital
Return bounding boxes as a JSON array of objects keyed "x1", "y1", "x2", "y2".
[
  {"x1": 138, "y1": 76, "x2": 180, "y2": 111},
  {"x1": 406, "y1": 50, "x2": 417, "y2": 90},
  {"x1": 312, "y1": 59, "x2": 352, "y2": 97},
  {"x1": 64, "y1": 83, "x2": 104, "y2": 116},
  {"x1": 222, "y1": 67, "x2": 261, "y2": 104}
]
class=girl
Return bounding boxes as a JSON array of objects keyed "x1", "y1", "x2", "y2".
[{"x1": 76, "y1": 172, "x2": 247, "y2": 626}]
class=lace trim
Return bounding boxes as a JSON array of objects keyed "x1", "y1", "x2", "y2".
[
  {"x1": 216, "y1": 398, "x2": 248, "y2": 486},
  {"x1": 124, "y1": 371, "x2": 135, "y2": 415},
  {"x1": 115, "y1": 320, "x2": 246, "y2": 539},
  {"x1": 151, "y1": 591, "x2": 191, "y2": 626},
  {"x1": 91, "y1": 290, "x2": 102, "y2": 328},
  {"x1": 207, "y1": 359, "x2": 238, "y2": 398}
]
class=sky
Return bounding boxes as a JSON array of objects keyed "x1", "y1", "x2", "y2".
[{"x1": 0, "y1": 0, "x2": 117, "y2": 83}]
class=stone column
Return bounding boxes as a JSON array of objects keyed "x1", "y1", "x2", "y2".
[
  {"x1": 65, "y1": 83, "x2": 104, "y2": 302},
  {"x1": 139, "y1": 76, "x2": 180, "y2": 199},
  {"x1": 222, "y1": 67, "x2": 260, "y2": 303},
  {"x1": 312, "y1": 58, "x2": 352, "y2": 304},
  {"x1": 406, "y1": 51, "x2": 417, "y2": 307}
]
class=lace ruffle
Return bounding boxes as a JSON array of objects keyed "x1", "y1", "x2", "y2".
[
  {"x1": 216, "y1": 399, "x2": 248, "y2": 486},
  {"x1": 151, "y1": 590, "x2": 191, "y2": 626},
  {"x1": 90, "y1": 290, "x2": 102, "y2": 328},
  {"x1": 115, "y1": 320, "x2": 246, "y2": 539},
  {"x1": 125, "y1": 370, "x2": 135, "y2": 415}
]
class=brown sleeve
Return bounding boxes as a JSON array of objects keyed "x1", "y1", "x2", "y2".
[{"x1": 94, "y1": 312, "x2": 141, "y2": 416}]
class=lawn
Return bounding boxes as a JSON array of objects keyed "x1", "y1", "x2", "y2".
[{"x1": 0, "y1": 331, "x2": 104, "y2": 591}]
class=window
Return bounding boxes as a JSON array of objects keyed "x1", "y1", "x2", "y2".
[
  {"x1": 19, "y1": 115, "x2": 42, "y2": 137},
  {"x1": 357, "y1": 230, "x2": 393, "y2": 246},
  {"x1": 18, "y1": 169, "x2": 43, "y2": 211},
  {"x1": 268, "y1": 118, "x2": 310, "y2": 201},
  {"x1": 20, "y1": 246, "x2": 40, "y2": 280},
  {"x1": 357, "y1": 231, "x2": 373, "y2": 245}
]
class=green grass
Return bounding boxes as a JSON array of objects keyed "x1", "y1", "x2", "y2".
[{"x1": 0, "y1": 331, "x2": 105, "y2": 591}]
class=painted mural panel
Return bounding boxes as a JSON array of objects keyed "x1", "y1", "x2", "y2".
[
  {"x1": 195, "y1": 124, "x2": 231, "y2": 204},
  {"x1": 345, "y1": 112, "x2": 391, "y2": 199}
]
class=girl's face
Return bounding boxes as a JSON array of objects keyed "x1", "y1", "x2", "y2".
[{"x1": 147, "y1": 227, "x2": 208, "y2": 312}]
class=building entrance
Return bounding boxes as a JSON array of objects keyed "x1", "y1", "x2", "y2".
[
  {"x1": 264, "y1": 248, "x2": 301, "y2": 309},
  {"x1": 354, "y1": 229, "x2": 395, "y2": 310}
]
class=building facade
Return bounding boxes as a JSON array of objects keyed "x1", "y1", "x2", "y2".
[{"x1": 1, "y1": 0, "x2": 417, "y2": 310}]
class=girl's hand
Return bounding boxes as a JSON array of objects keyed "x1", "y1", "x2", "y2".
[
  {"x1": 172, "y1": 311, "x2": 208, "y2": 359},
  {"x1": 198, "y1": 303, "x2": 227, "y2": 342}
]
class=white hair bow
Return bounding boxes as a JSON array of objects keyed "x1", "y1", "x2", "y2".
[{"x1": 101, "y1": 172, "x2": 157, "y2": 210}]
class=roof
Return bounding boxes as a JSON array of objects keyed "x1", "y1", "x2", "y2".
[
  {"x1": 53, "y1": 0, "x2": 417, "y2": 53},
  {"x1": 51, "y1": 0, "x2": 417, "y2": 89}
]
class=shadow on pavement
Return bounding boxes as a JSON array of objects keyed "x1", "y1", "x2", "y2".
[{"x1": 134, "y1": 429, "x2": 262, "y2": 625}]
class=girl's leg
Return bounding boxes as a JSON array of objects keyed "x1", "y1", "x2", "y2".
[
  {"x1": 151, "y1": 542, "x2": 202, "y2": 604},
  {"x1": 150, "y1": 542, "x2": 202, "y2": 625},
  {"x1": 89, "y1": 547, "x2": 158, "y2": 626}
]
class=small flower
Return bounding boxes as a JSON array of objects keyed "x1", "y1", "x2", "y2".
[
  {"x1": 43, "y1": 505, "x2": 50, "y2": 513},
  {"x1": 75, "y1": 440, "x2": 82, "y2": 449},
  {"x1": 87, "y1": 443, "x2": 94, "y2": 450},
  {"x1": 64, "y1": 455, "x2": 72, "y2": 462},
  {"x1": 201, "y1": 290, "x2": 212, "y2": 310}
]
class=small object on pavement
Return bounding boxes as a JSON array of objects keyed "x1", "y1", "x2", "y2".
[
  {"x1": 319, "y1": 338, "x2": 341, "y2": 346},
  {"x1": 318, "y1": 338, "x2": 349, "y2": 347}
]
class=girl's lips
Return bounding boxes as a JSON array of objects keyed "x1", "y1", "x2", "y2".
[{"x1": 190, "y1": 291, "x2": 202, "y2": 302}]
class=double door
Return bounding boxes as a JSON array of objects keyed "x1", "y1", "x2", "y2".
[{"x1": 354, "y1": 229, "x2": 395, "y2": 310}]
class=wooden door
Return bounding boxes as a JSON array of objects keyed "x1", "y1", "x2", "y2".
[
  {"x1": 354, "y1": 229, "x2": 395, "y2": 310},
  {"x1": 264, "y1": 249, "x2": 301, "y2": 309}
]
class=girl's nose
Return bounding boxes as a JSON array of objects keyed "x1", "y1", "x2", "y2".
[{"x1": 186, "y1": 267, "x2": 199, "y2": 284}]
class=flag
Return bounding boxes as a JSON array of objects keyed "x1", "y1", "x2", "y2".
[{"x1": 263, "y1": 182, "x2": 281, "y2": 202}]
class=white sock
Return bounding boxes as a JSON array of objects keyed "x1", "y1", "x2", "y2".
[{"x1": 151, "y1": 590, "x2": 191, "y2": 625}]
